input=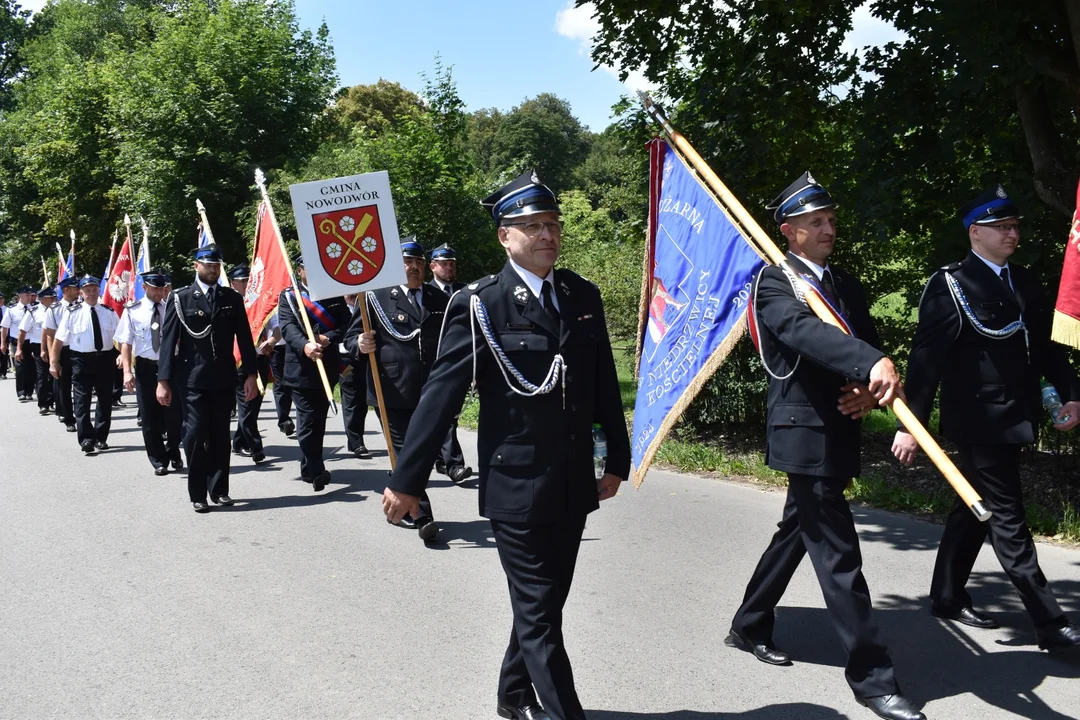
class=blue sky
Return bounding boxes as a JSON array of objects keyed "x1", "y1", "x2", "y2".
[{"x1": 18, "y1": 0, "x2": 906, "y2": 132}]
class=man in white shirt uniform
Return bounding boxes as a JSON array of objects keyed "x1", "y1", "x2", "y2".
[
  {"x1": 117, "y1": 269, "x2": 183, "y2": 475},
  {"x1": 44, "y1": 277, "x2": 81, "y2": 431},
  {"x1": 51, "y1": 276, "x2": 120, "y2": 455},
  {"x1": 17, "y1": 286, "x2": 56, "y2": 415},
  {"x1": 1, "y1": 285, "x2": 37, "y2": 402}
]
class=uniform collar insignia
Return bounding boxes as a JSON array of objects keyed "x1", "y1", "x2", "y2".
[
  {"x1": 559, "y1": 280, "x2": 570, "y2": 296},
  {"x1": 996, "y1": 184, "x2": 1007, "y2": 199},
  {"x1": 390, "y1": 288, "x2": 399, "y2": 298},
  {"x1": 513, "y1": 285, "x2": 529, "y2": 304}
]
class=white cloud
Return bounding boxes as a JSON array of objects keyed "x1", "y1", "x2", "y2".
[
  {"x1": 17, "y1": 0, "x2": 49, "y2": 15},
  {"x1": 554, "y1": 1, "x2": 657, "y2": 95},
  {"x1": 843, "y1": 2, "x2": 907, "y2": 57}
]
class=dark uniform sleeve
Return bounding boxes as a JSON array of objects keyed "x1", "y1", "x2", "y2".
[
  {"x1": 158, "y1": 292, "x2": 180, "y2": 383},
  {"x1": 278, "y1": 291, "x2": 308, "y2": 355},
  {"x1": 388, "y1": 291, "x2": 479, "y2": 497},
  {"x1": 902, "y1": 272, "x2": 960, "y2": 428},
  {"x1": 233, "y1": 292, "x2": 258, "y2": 377},
  {"x1": 757, "y1": 267, "x2": 884, "y2": 383},
  {"x1": 325, "y1": 299, "x2": 350, "y2": 345},
  {"x1": 592, "y1": 292, "x2": 630, "y2": 481}
]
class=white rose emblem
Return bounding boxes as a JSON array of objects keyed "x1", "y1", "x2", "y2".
[
  {"x1": 325, "y1": 242, "x2": 342, "y2": 259},
  {"x1": 339, "y1": 216, "x2": 356, "y2": 232},
  {"x1": 347, "y1": 259, "x2": 363, "y2": 276},
  {"x1": 361, "y1": 236, "x2": 377, "y2": 253}
]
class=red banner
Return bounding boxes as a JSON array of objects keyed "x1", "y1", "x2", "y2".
[
  {"x1": 235, "y1": 201, "x2": 293, "y2": 363},
  {"x1": 1052, "y1": 179, "x2": 1080, "y2": 350},
  {"x1": 102, "y1": 233, "x2": 134, "y2": 317}
]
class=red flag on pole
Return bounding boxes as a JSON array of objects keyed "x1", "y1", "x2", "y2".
[
  {"x1": 1052, "y1": 179, "x2": 1080, "y2": 349},
  {"x1": 102, "y1": 232, "x2": 134, "y2": 317},
  {"x1": 235, "y1": 201, "x2": 292, "y2": 363}
]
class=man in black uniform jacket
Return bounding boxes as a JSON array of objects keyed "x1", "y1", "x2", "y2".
[
  {"x1": 427, "y1": 242, "x2": 473, "y2": 484},
  {"x1": 340, "y1": 293, "x2": 371, "y2": 459},
  {"x1": 727, "y1": 173, "x2": 923, "y2": 720},
  {"x1": 346, "y1": 238, "x2": 449, "y2": 541},
  {"x1": 893, "y1": 186, "x2": 1080, "y2": 651},
  {"x1": 228, "y1": 264, "x2": 273, "y2": 465},
  {"x1": 157, "y1": 243, "x2": 259, "y2": 513},
  {"x1": 278, "y1": 255, "x2": 350, "y2": 491},
  {"x1": 380, "y1": 170, "x2": 630, "y2": 720}
]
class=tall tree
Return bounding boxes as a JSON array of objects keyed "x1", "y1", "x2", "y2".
[{"x1": 328, "y1": 79, "x2": 423, "y2": 139}]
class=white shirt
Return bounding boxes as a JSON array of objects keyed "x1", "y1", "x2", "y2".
[
  {"x1": 972, "y1": 250, "x2": 1014, "y2": 291},
  {"x1": 55, "y1": 302, "x2": 119, "y2": 353},
  {"x1": 508, "y1": 257, "x2": 560, "y2": 313},
  {"x1": 18, "y1": 303, "x2": 53, "y2": 343},
  {"x1": 1, "y1": 302, "x2": 30, "y2": 332},
  {"x1": 399, "y1": 284, "x2": 423, "y2": 310},
  {"x1": 271, "y1": 309, "x2": 285, "y2": 346},
  {"x1": 432, "y1": 278, "x2": 454, "y2": 295},
  {"x1": 43, "y1": 298, "x2": 73, "y2": 333},
  {"x1": 794, "y1": 256, "x2": 830, "y2": 282},
  {"x1": 115, "y1": 296, "x2": 164, "y2": 360}
]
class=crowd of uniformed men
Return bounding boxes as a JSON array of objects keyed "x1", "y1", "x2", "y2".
[{"x1": 3, "y1": 169, "x2": 1080, "y2": 720}]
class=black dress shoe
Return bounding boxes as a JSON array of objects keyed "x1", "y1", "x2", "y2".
[
  {"x1": 39, "y1": 407, "x2": 51, "y2": 416},
  {"x1": 211, "y1": 495, "x2": 235, "y2": 506},
  {"x1": 171, "y1": 458, "x2": 184, "y2": 471},
  {"x1": 252, "y1": 451, "x2": 266, "y2": 464},
  {"x1": 448, "y1": 465, "x2": 473, "y2": 485},
  {"x1": 416, "y1": 516, "x2": 439, "y2": 541},
  {"x1": 312, "y1": 471, "x2": 329, "y2": 492},
  {"x1": 353, "y1": 446, "x2": 372, "y2": 459},
  {"x1": 394, "y1": 515, "x2": 418, "y2": 530},
  {"x1": 113, "y1": 399, "x2": 126, "y2": 408},
  {"x1": 930, "y1": 604, "x2": 999, "y2": 629},
  {"x1": 434, "y1": 460, "x2": 447, "y2": 475},
  {"x1": 81, "y1": 442, "x2": 97, "y2": 455},
  {"x1": 66, "y1": 424, "x2": 76, "y2": 432},
  {"x1": 94, "y1": 441, "x2": 108, "y2": 451},
  {"x1": 855, "y1": 693, "x2": 926, "y2": 720},
  {"x1": 1037, "y1": 622, "x2": 1080, "y2": 650},
  {"x1": 154, "y1": 466, "x2": 169, "y2": 477},
  {"x1": 136, "y1": 417, "x2": 142, "y2": 427},
  {"x1": 724, "y1": 630, "x2": 791, "y2": 666},
  {"x1": 235, "y1": 447, "x2": 252, "y2": 457},
  {"x1": 496, "y1": 701, "x2": 549, "y2": 720},
  {"x1": 281, "y1": 420, "x2": 296, "y2": 437},
  {"x1": 192, "y1": 502, "x2": 209, "y2": 513}
]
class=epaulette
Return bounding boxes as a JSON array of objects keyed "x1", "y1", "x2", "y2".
[
  {"x1": 940, "y1": 261, "x2": 962, "y2": 272},
  {"x1": 554, "y1": 267, "x2": 595, "y2": 291},
  {"x1": 68, "y1": 301, "x2": 82, "y2": 312},
  {"x1": 462, "y1": 273, "x2": 500, "y2": 297}
]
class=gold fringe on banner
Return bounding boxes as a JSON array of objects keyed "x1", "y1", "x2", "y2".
[{"x1": 1052, "y1": 309, "x2": 1080, "y2": 351}]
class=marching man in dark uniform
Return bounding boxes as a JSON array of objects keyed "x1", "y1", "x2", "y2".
[
  {"x1": 345, "y1": 238, "x2": 450, "y2": 542},
  {"x1": 727, "y1": 173, "x2": 924, "y2": 720},
  {"x1": 0, "y1": 290, "x2": 8, "y2": 379},
  {"x1": 228, "y1": 265, "x2": 274, "y2": 464},
  {"x1": 44, "y1": 277, "x2": 80, "y2": 431},
  {"x1": 50, "y1": 276, "x2": 120, "y2": 455},
  {"x1": 17, "y1": 286, "x2": 56, "y2": 415},
  {"x1": 269, "y1": 309, "x2": 296, "y2": 438},
  {"x1": 427, "y1": 242, "x2": 473, "y2": 484},
  {"x1": 157, "y1": 244, "x2": 258, "y2": 513},
  {"x1": 277, "y1": 255, "x2": 349, "y2": 490},
  {"x1": 893, "y1": 186, "x2": 1080, "y2": 651},
  {"x1": 117, "y1": 268, "x2": 183, "y2": 475},
  {"x1": 340, "y1": 293, "x2": 371, "y2": 459},
  {"x1": 2, "y1": 285, "x2": 37, "y2": 402},
  {"x1": 378, "y1": 171, "x2": 630, "y2": 720}
]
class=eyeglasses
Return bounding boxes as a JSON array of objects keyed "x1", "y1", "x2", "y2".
[
  {"x1": 502, "y1": 221, "x2": 563, "y2": 238},
  {"x1": 984, "y1": 222, "x2": 1020, "y2": 235}
]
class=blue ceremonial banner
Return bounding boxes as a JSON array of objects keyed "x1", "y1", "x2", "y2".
[
  {"x1": 133, "y1": 237, "x2": 150, "y2": 303},
  {"x1": 631, "y1": 139, "x2": 766, "y2": 486}
]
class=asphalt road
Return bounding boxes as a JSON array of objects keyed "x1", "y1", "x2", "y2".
[{"x1": 2, "y1": 386, "x2": 1079, "y2": 720}]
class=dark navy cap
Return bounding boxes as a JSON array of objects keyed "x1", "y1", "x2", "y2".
[
  {"x1": 79, "y1": 275, "x2": 100, "y2": 288},
  {"x1": 430, "y1": 243, "x2": 456, "y2": 261},
  {"x1": 401, "y1": 236, "x2": 425, "y2": 258},
  {"x1": 227, "y1": 265, "x2": 251, "y2": 281},
  {"x1": 960, "y1": 185, "x2": 1022, "y2": 230},
  {"x1": 139, "y1": 268, "x2": 169, "y2": 288},
  {"x1": 481, "y1": 169, "x2": 560, "y2": 225},
  {"x1": 194, "y1": 243, "x2": 223, "y2": 264},
  {"x1": 58, "y1": 277, "x2": 78, "y2": 290},
  {"x1": 16, "y1": 285, "x2": 33, "y2": 294},
  {"x1": 38, "y1": 287, "x2": 57, "y2": 298},
  {"x1": 292, "y1": 253, "x2": 303, "y2": 267},
  {"x1": 766, "y1": 171, "x2": 838, "y2": 224}
]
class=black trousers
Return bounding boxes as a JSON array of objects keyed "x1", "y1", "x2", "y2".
[
  {"x1": 930, "y1": 443, "x2": 1065, "y2": 628},
  {"x1": 30, "y1": 344, "x2": 52, "y2": 409},
  {"x1": 232, "y1": 381, "x2": 265, "y2": 454},
  {"x1": 375, "y1": 405, "x2": 433, "y2": 521},
  {"x1": 492, "y1": 517, "x2": 587, "y2": 720},
  {"x1": 730, "y1": 474, "x2": 898, "y2": 698},
  {"x1": 340, "y1": 366, "x2": 368, "y2": 451},
  {"x1": 440, "y1": 419, "x2": 465, "y2": 469},
  {"x1": 291, "y1": 386, "x2": 330, "y2": 479},
  {"x1": 135, "y1": 360, "x2": 182, "y2": 470},
  {"x1": 183, "y1": 386, "x2": 233, "y2": 503},
  {"x1": 13, "y1": 340, "x2": 35, "y2": 399},
  {"x1": 71, "y1": 350, "x2": 114, "y2": 446},
  {"x1": 0, "y1": 343, "x2": 8, "y2": 377},
  {"x1": 270, "y1": 345, "x2": 293, "y2": 427},
  {"x1": 55, "y1": 347, "x2": 74, "y2": 425},
  {"x1": 112, "y1": 356, "x2": 123, "y2": 402}
]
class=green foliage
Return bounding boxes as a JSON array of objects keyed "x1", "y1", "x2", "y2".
[{"x1": 327, "y1": 79, "x2": 423, "y2": 139}]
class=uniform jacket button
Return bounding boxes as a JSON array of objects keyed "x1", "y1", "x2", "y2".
[
  {"x1": 496, "y1": 454, "x2": 502, "y2": 462},
  {"x1": 569, "y1": 433, "x2": 576, "y2": 440},
  {"x1": 790, "y1": 416, "x2": 797, "y2": 424},
  {"x1": 853, "y1": 366, "x2": 859, "y2": 374},
  {"x1": 520, "y1": 341, "x2": 527, "y2": 348}
]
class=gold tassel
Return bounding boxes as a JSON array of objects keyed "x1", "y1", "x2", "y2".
[{"x1": 1051, "y1": 310, "x2": 1080, "y2": 351}]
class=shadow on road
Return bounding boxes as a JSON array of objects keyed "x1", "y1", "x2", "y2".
[
  {"x1": 585, "y1": 705, "x2": 848, "y2": 719},
  {"x1": 770, "y1": 571, "x2": 1080, "y2": 720},
  {"x1": 226, "y1": 467, "x2": 389, "y2": 511}
]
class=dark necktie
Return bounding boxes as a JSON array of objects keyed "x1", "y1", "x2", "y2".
[
  {"x1": 820, "y1": 268, "x2": 840, "y2": 305},
  {"x1": 207, "y1": 285, "x2": 216, "y2": 314},
  {"x1": 541, "y1": 281, "x2": 561, "y2": 326},
  {"x1": 442, "y1": 283, "x2": 452, "y2": 296},
  {"x1": 151, "y1": 302, "x2": 161, "y2": 353},
  {"x1": 409, "y1": 288, "x2": 421, "y2": 307},
  {"x1": 91, "y1": 305, "x2": 103, "y2": 351},
  {"x1": 1000, "y1": 267, "x2": 1013, "y2": 293}
]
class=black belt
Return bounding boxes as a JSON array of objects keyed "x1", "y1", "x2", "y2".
[
  {"x1": 136, "y1": 358, "x2": 158, "y2": 365},
  {"x1": 71, "y1": 350, "x2": 110, "y2": 357}
]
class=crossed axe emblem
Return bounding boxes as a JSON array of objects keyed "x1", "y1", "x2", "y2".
[{"x1": 319, "y1": 213, "x2": 378, "y2": 276}]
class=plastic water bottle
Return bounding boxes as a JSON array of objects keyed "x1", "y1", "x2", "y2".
[
  {"x1": 592, "y1": 423, "x2": 607, "y2": 480},
  {"x1": 1041, "y1": 381, "x2": 1069, "y2": 425}
]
